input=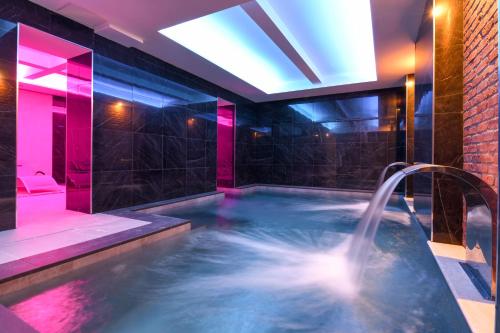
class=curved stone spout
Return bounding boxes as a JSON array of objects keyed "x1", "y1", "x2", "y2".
[{"x1": 351, "y1": 163, "x2": 497, "y2": 300}]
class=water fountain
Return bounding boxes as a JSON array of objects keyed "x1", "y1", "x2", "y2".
[{"x1": 350, "y1": 163, "x2": 498, "y2": 301}]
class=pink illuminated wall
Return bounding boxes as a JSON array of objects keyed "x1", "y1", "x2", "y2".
[
  {"x1": 66, "y1": 53, "x2": 92, "y2": 213},
  {"x1": 16, "y1": 24, "x2": 93, "y2": 221},
  {"x1": 217, "y1": 103, "x2": 235, "y2": 188},
  {"x1": 17, "y1": 90, "x2": 54, "y2": 177}
]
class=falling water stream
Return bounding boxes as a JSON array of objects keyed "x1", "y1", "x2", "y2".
[{"x1": 347, "y1": 169, "x2": 408, "y2": 282}]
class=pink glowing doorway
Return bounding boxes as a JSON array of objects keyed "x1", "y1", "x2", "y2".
[
  {"x1": 16, "y1": 25, "x2": 93, "y2": 227},
  {"x1": 217, "y1": 99, "x2": 235, "y2": 188}
]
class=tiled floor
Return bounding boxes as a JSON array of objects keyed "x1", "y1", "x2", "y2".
[
  {"x1": 0, "y1": 211, "x2": 150, "y2": 265},
  {"x1": 0, "y1": 190, "x2": 151, "y2": 265}
]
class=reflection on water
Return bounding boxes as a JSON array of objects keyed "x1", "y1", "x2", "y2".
[
  {"x1": 2, "y1": 192, "x2": 470, "y2": 333},
  {"x1": 10, "y1": 280, "x2": 99, "y2": 333}
]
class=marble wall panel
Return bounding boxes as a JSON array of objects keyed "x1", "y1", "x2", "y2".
[{"x1": 235, "y1": 89, "x2": 405, "y2": 190}]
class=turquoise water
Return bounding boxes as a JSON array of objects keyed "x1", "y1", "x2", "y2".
[{"x1": 1, "y1": 192, "x2": 470, "y2": 332}]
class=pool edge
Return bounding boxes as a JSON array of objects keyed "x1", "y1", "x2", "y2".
[
  {"x1": 402, "y1": 197, "x2": 494, "y2": 333},
  {"x1": 0, "y1": 219, "x2": 191, "y2": 296}
]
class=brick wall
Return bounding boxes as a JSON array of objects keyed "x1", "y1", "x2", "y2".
[{"x1": 463, "y1": 0, "x2": 498, "y2": 190}]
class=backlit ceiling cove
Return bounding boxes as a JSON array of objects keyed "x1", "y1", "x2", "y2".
[{"x1": 159, "y1": 0, "x2": 376, "y2": 94}]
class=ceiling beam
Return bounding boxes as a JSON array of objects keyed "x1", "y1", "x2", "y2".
[{"x1": 241, "y1": 1, "x2": 321, "y2": 84}]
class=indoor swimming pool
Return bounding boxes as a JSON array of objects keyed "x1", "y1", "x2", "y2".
[{"x1": 0, "y1": 191, "x2": 470, "y2": 332}]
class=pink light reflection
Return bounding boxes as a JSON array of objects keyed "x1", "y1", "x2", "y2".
[
  {"x1": 17, "y1": 63, "x2": 67, "y2": 92},
  {"x1": 217, "y1": 115, "x2": 233, "y2": 127},
  {"x1": 217, "y1": 103, "x2": 235, "y2": 188},
  {"x1": 17, "y1": 42, "x2": 91, "y2": 97},
  {"x1": 10, "y1": 280, "x2": 97, "y2": 333}
]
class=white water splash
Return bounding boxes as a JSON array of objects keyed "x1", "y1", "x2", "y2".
[
  {"x1": 292, "y1": 202, "x2": 369, "y2": 213},
  {"x1": 176, "y1": 231, "x2": 360, "y2": 299}
]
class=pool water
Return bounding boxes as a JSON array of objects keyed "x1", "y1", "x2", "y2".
[{"x1": 1, "y1": 191, "x2": 470, "y2": 332}]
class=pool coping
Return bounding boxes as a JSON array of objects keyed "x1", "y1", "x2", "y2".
[
  {"x1": 0, "y1": 191, "x2": 236, "y2": 295},
  {"x1": 402, "y1": 197, "x2": 495, "y2": 333},
  {"x1": 0, "y1": 215, "x2": 191, "y2": 296},
  {"x1": 227, "y1": 184, "x2": 385, "y2": 197},
  {"x1": 116, "y1": 185, "x2": 388, "y2": 216}
]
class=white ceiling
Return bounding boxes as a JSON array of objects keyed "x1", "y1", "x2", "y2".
[{"x1": 30, "y1": 0, "x2": 427, "y2": 102}]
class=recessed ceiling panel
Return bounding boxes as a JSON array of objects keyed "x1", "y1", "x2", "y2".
[
  {"x1": 258, "y1": 0, "x2": 377, "y2": 86},
  {"x1": 159, "y1": 6, "x2": 307, "y2": 94},
  {"x1": 159, "y1": 0, "x2": 377, "y2": 95}
]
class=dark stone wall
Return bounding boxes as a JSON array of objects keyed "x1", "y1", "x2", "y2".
[
  {"x1": 236, "y1": 88, "x2": 406, "y2": 190},
  {"x1": 0, "y1": 20, "x2": 17, "y2": 230},
  {"x1": 432, "y1": 0, "x2": 464, "y2": 245},
  {"x1": 92, "y1": 55, "x2": 219, "y2": 212},
  {"x1": 414, "y1": 0, "x2": 465, "y2": 244},
  {"x1": 404, "y1": 74, "x2": 415, "y2": 197},
  {"x1": 414, "y1": 0, "x2": 434, "y2": 238}
]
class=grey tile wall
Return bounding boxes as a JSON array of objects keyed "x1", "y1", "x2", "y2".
[{"x1": 414, "y1": 0, "x2": 434, "y2": 239}]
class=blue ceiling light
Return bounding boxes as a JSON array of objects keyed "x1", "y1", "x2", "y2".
[
  {"x1": 94, "y1": 75, "x2": 176, "y2": 108},
  {"x1": 159, "y1": 6, "x2": 306, "y2": 94},
  {"x1": 290, "y1": 103, "x2": 315, "y2": 121},
  {"x1": 159, "y1": 0, "x2": 377, "y2": 94},
  {"x1": 258, "y1": 0, "x2": 377, "y2": 86}
]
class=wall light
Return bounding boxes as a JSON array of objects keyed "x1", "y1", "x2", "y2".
[
  {"x1": 108, "y1": 101, "x2": 127, "y2": 122},
  {"x1": 405, "y1": 80, "x2": 414, "y2": 88},
  {"x1": 432, "y1": 5, "x2": 445, "y2": 17}
]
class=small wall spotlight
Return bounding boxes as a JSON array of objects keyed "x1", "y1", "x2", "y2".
[{"x1": 432, "y1": 5, "x2": 445, "y2": 17}]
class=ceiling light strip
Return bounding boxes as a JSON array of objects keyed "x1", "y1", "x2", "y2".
[{"x1": 241, "y1": 1, "x2": 321, "y2": 84}]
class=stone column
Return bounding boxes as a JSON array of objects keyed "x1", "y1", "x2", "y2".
[{"x1": 432, "y1": 0, "x2": 464, "y2": 244}]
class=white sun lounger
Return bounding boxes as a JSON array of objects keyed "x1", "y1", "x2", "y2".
[{"x1": 17, "y1": 175, "x2": 62, "y2": 194}]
